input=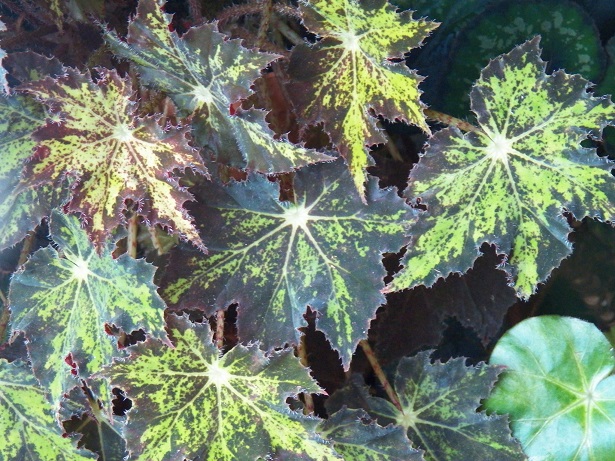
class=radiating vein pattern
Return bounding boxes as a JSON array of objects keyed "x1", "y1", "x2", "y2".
[
  {"x1": 162, "y1": 160, "x2": 412, "y2": 368},
  {"x1": 390, "y1": 38, "x2": 615, "y2": 297},
  {"x1": 102, "y1": 316, "x2": 339, "y2": 461},
  {"x1": 288, "y1": 0, "x2": 437, "y2": 195},
  {"x1": 23, "y1": 68, "x2": 206, "y2": 249},
  {"x1": 9, "y1": 211, "x2": 168, "y2": 407},
  {"x1": 105, "y1": 0, "x2": 332, "y2": 172}
]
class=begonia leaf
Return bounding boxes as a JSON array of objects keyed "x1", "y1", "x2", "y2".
[
  {"x1": 287, "y1": 0, "x2": 437, "y2": 195},
  {"x1": 485, "y1": 315, "x2": 615, "y2": 461},
  {"x1": 162, "y1": 160, "x2": 413, "y2": 367},
  {"x1": 8, "y1": 210, "x2": 168, "y2": 407},
  {"x1": 390, "y1": 38, "x2": 615, "y2": 298},
  {"x1": 106, "y1": 0, "x2": 332, "y2": 171},
  {"x1": 23, "y1": 68, "x2": 206, "y2": 250},
  {"x1": 100, "y1": 315, "x2": 340, "y2": 461},
  {"x1": 0, "y1": 359, "x2": 94, "y2": 461}
]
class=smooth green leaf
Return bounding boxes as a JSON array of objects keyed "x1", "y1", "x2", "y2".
[
  {"x1": 390, "y1": 38, "x2": 615, "y2": 298},
  {"x1": 334, "y1": 352, "x2": 524, "y2": 461},
  {"x1": 0, "y1": 359, "x2": 94, "y2": 461},
  {"x1": 162, "y1": 160, "x2": 413, "y2": 367},
  {"x1": 106, "y1": 0, "x2": 332, "y2": 171},
  {"x1": 9, "y1": 210, "x2": 169, "y2": 407},
  {"x1": 23, "y1": 68, "x2": 206, "y2": 250},
  {"x1": 101, "y1": 315, "x2": 340, "y2": 461},
  {"x1": 485, "y1": 315, "x2": 615, "y2": 461},
  {"x1": 318, "y1": 407, "x2": 424, "y2": 461},
  {"x1": 287, "y1": 0, "x2": 437, "y2": 195},
  {"x1": 0, "y1": 94, "x2": 65, "y2": 251}
]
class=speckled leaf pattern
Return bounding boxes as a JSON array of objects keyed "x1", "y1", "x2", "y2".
[
  {"x1": 162, "y1": 160, "x2": 413, "y2": 367},
  {"x1": 23, "y1": 68, "x2": 206, "y2": 250},
  {"x1": 0, "y1": 359, "x2": 94, "y2": 461},
  {"x1": 287, "y1": 0, "x2": 437, "y2": 195},
  {"x1": 0, "y1": 94, "x2": 64, "y2": 251},
  {"x1": 390, "y1": 38, "x2": 615, "y2": 298},
  {"x1": 485, "y1": 316, "x2": 615, "y2": 461},
  {"x1": 8, "y1": 210, "x2": 168, "y2": 407},
  {"x1": 101, "y1": 315, "x2": 340, "y2": 461},
  {"x1": 364, "y1": 351, "x2": 525, "y2": 461},
  {"x1": 318, "y1": 407, "x2": 424, "y2": 461},
  {"x1": 106, "y1": 0, "x2": 332, "y2": 171}
]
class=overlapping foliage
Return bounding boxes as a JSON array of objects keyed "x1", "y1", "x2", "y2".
[{"x1": 1, "y1": 0, "x2": 615, "y2": 460}]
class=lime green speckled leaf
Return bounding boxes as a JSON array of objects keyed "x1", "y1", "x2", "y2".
[
  {"x1": 0, "y1": 94, "x2": 66, "y2": 251},
  {"x1": 485, "y1": 316, "x2": 615, "y2": 461},
  {"x1": 318, "y1": 407, "x2": 424, "y2": 461},
  {"x1": 106, "y1": 0, "x2": 332, "y2": 171},
  {"x1": 0, "y1": 359, "x2": 94, "y2": 461},
  {"x1": 361, "y1": 351, "x2": 525, "y2": 461},
  {"x1": 162, "y1": 160, "x2": 413, "y2": 368},
  {"x1": 287, "y1": 0, "x2": 437, "y2": 195},
  {"x1": 8, "y1": 210, "x2": 169, "y2": 407},
  {"x1": 101, "y1": 315, "x2": 340, "y2": 461},
  {"x1": 390, "y1": 38, "x2": 615, "y2": 298},
  {"x1": 23, "y1": 68, "x2": 206, "y2": 250}
]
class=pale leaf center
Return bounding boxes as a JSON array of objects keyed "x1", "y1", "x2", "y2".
[
  {"x1": 338, "y1": 31, "x2": 362, "y2": 53},
  {"x1": 284, "y1": 203, "x2": 310, "y2": 229},
  {"x1": 485, "y1": 133, "x2": 513, "y2": 162},
  {"x1": 206, "y1": 360, "x2": 232, "y2": 388},
  {"x1": 112, "y1": 123, "x2": 135, "y2": 142},
  {"x1": 71, "y1": 257, "x2": 91, "y2": 281},
  {"x1": 191, "y1": 84, "x2": 215, "y2": 106}
]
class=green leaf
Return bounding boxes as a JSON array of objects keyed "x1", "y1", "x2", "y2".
[
  {"x1": 100, "y1": 315, "x2": 340, "y2": 461},
  {"x1": 162, "y1": 160, "x2": 413, "y2": 367},
  {"x1": 443, "y1": 0, "x2": 605, "y2": 117},
  {"x1": 8, "y1": 210, "x2": 169, "y2": 407},
  {"x1": 389, "y1": 38, "x2": 615, "y2": 298},
  {"x1": 287, "y1": 0, "x2": 437, "y2": 195},
  {"x1": 106, "y1": 0, "x2": 332, "y2": 171},
  {"x1": 318, "y1": 407, "x2": 424, "y2": 461},
  {"x1": 334, "y1": 352, "x2": 524, "y2": 461},
  {"x1": 0, "y1": 94, "x2": 65, "y2": 251},
  {"x1": 23, "y1": 68, "x2": 206, "y2": 250},
  {"x1": 0, "y1": 359, "x2": 94, "y2": 461},
  {"x1": 485, "y1": 315, "x2": 615, "y2": 461}
]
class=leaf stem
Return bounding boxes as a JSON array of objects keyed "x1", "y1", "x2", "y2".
[
  {"x1": 256, "y1": 0, "x2": 274, "y2": 49},
  {"x1": 148, "y1": 226, "x2": 164, "y2": 256},
  {"x1": 215, "y1": 309, "x2": 225, "y2": 350},
  {"x1": 297, "y1": 336, "x2": 315, "y2": 415},
  {"x1": 0, "y1": 291, "x2": 9, "y2": 342},
  {"x1": 424, "y1": 108, "x2": 484, "y2": 134},
  {"x1": 359, "y1": 339, "x2": 403, "y2": 413},
  {"x1": 17, "y1": 230, "x2": 36, "y2": 267},
  {"x1": 127, "y1": 214, "x2": 138, "y2": 258}
]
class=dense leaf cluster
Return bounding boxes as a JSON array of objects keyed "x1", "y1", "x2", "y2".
[{"x1": 1, "y1": 0, "x2": 615, "y2": 460}]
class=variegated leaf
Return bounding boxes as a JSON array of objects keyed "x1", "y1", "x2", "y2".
[
  {"x1": 8, "y1": 210, "x2": 168, "y2": 407},
  {"x1": 101, "y1": 315, "x2": 340, "y2": 461},
  {"x1": 105, "y1": 0, "x2": 333, "y2": 171},
  {"x1": 0, "y1": 359, "x2": 94, "y2": 461},
  {"x1": 287, "y1": 0, "x2": 437, "y2": 196},
  {"x1": 162, "y1": 160, "x2": 413, "y2": 368},
  {"x1": 23, "y1": 68, "x2": 206, "y2": 250},
  {"x1": 390, "y1": 38, "x2": 615, "y2": 298}
]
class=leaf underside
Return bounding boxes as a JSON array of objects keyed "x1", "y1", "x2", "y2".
[
  {"x1": 485, "y1": 315, "x2": 615, "y2": 461},
  {"x1": 287, "y1": 0, "x2": 437, "y2": 195},
  {"x1": 162, "y1": 159, "x2": 413, "y2": 368},
  {"x1": 23, "y1": 68, "x2": 206, "y2": 250},
  {"x1": 390, "y1": 37, "x2": 615, "y2": 298},
  {"x1": 101, "y1": 315, "x2": 339, "y2": 461},
  {"x1": 106, "y1": 0, "x2": 333, "y2": 172},
  {"x1": 9, "y1": 210, "x2": 168, "y2": 407}
]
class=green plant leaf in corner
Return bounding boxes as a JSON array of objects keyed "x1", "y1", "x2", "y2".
[
  {"x1": 318, "y1": 407, "x2": 424, "y2": 461},
  {"x1": 100, "y1": 315, "x2": 340, "y2": 461},
  {"x1": 287, "y1": 0, "x2": 437, "y2": 196},
  {"x1": 389, "y1": 37, "x2": 615, "y2": 298},
  {"x1": 23, "y1": 68, "x2": 206, "y2": 250},
  {"x1": 341, "y1": 351, "x2": 525, "y2": 461},
  {"x1": 8, "y1": 210, "x2": 169, "y2": 408},
  {"x1": 105, "y1": 0, "x2": 333, "y2": 172},
  {"x1": 0, "y1": 359, "x2": 94, "y2": 461},
  {"x1": 162, "y1": 159, "x2": 413, "y2": 368},
  {"x1": 485, "y1": 315, "x2": 615, "y2": 461}
]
